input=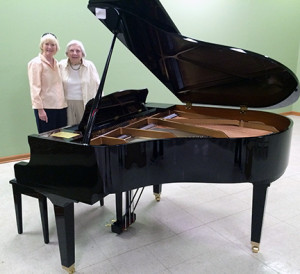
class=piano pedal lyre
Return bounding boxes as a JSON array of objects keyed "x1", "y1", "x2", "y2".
[
  {"x1": 62, "y1": 264, "x2": 75, "y2": 274},
  {"x1": 251, "y1": 241, "x2": 260, "y2": 253},
  {"x1": 154, "y1": 192, "x2": 161, "y2": 201}
]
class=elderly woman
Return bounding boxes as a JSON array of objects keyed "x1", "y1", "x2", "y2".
[
  {"x1": 28, "y1": 33, "x2": 67, "y2": 133},
  {"x1": 59, "y1": 40, "x2": 100, "y2": 125}
]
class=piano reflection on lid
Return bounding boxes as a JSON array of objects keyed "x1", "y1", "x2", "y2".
[{"x1": 12, "y1": 0, "x2": 299, "y2": 272}]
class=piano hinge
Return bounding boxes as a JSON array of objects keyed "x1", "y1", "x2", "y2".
[
  {"x1": 185, "y1": 102, "x2": 192, "y2": 109},
  {"x1": 240, "y1": 105, "x2": 248, "y2": 114}
]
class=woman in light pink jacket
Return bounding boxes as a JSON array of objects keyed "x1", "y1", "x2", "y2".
[{"x1": 28, "y1": 33, "x2": 67, "y2": 133}]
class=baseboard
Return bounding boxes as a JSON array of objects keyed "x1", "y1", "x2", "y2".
[
  {"x1": 1, "y1": 112, "x2": 300, "y2": 164},
  {"x1": 281, "y1": 111, "x2": 300, "y2": 116},
  {"x1": 0, "y1": 154, "x2": 30, "y2": 164}
]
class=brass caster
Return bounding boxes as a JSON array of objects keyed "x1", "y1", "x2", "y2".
[
  {"x1": 105, "y1": 219, "x2": 117, "y2": 227},
  {"x1": 251, "y1": 241, "x2": 260, "y2": 253},
  {"x1": 154, "y1": 193, "x2": 161, "y2": 202},
  {"x1": 62, "y1": 264, "x2": 75, "y2": 273}
]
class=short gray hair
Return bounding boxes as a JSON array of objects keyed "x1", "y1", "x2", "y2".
[{"x1": 65, "y1": 40, "x2": 86, "y2": 57}]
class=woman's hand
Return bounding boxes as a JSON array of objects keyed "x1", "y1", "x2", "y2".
[{"x1": 38, "y1": 109, "x2": 48, "y2": 123}]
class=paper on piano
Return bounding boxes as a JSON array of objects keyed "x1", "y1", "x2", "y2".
[
  {"x1": 51, "y1": 131, "x2": 80, "y2": 138},
  {"x1": 96, "y1": 8, "x2": 106, "y2": 19}
]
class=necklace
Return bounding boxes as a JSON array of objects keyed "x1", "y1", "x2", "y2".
[{"x1": 70, "y1": 63, "x2": 81, "y2": 71}]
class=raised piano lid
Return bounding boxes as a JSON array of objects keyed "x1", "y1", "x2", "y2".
[{"x1": 87, "y1": 0, "x2": 299, "y2": 109}]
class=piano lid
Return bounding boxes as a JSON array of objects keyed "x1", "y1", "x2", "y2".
[{"x1": 88, "y1": 0, "x2": 299, "y2": 109}]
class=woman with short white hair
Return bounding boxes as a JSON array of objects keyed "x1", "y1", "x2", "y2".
[{"x1": 59, "y1": 40, "x2": 100, "y2": 125}]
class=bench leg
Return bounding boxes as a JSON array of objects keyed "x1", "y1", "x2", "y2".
[
  {"x1": 100, "y1": 197, "x2": 104, "y2": 206},
  {"x1": 11, "y1": 182, "x2": 49, "y2": 244},
  {"x1": 12, "y1": 184, "x2": 23, "y2": 234},
  {"x1": 38, "y1": 196, "x2": 49, "y2": 244}
]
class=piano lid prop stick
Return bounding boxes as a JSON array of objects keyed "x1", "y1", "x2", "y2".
[{"x1": 83, "y1": 11, "x2": 121, "y2": 145}]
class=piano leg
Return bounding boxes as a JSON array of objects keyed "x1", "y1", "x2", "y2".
[
  {"x1": 153, "y1": 184, "x2": 162, "y2": 201},
  {"x1": 53, "y1": 203, "x2": 75, "y2": 273},
  {"x1": 251, "y1": 182, "x2": 270, "y2": 253}
]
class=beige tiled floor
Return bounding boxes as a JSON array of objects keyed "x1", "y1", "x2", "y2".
[{"x1": 1, "y1": 115, "x2": 300, "y2": 274}]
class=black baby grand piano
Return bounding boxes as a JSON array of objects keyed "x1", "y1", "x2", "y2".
[{"x1": 12, "y1": 0, "x2": 298, "y2": 272}]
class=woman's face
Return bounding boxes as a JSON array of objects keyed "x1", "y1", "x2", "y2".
[
  {"x1": 42, "y1": 40, "x2": 57, "y2": 58},
  {"x1": 66, "y1": 44, "x2": 83, "y2": 65}
]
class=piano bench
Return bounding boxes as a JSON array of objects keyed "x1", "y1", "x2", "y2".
[{"x1": 9, "y1": 179, "x2": 49, "y2": 244}]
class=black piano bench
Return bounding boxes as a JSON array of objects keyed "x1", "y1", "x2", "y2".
[{"x1": 9, "y1": 179, "x2": 49, "y2": 244}]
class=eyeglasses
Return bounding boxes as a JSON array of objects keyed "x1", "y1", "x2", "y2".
[{"x1": 42, "y1": 32, "x2": 57, "y2": 39}]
